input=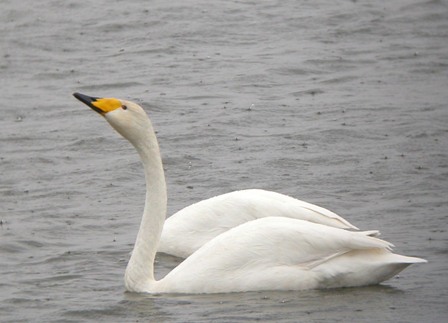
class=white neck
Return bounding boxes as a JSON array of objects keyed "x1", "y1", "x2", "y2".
[{"x1": 123, "y1": 123, "x2": 167, "y2": 292}]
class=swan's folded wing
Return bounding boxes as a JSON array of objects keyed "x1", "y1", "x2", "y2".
[
  {"x1": 159, "y1": 189, "x2": 359, "y2": 257},
  {"x1": 233, "y1": 217, "x2": 390, "y2": 268},
  {"x1": 160, "y1": 217, "x2": 391, "y2": 292},
  {"x1": 246, "y1": 189, "x2": 359, "y2": 229}
]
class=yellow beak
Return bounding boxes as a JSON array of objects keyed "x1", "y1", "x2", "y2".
[{"x1": 73, "y1": 92, "x2": 122, "y2": 114}]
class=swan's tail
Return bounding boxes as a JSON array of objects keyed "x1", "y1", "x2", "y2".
[
  {"x1": 387, "y1": 253, "x2": 427, "y2": 264},
  {"x1": 372, "y1": 253, "x2": 427, "y2": 284}
]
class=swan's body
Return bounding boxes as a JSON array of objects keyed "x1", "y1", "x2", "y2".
[
  {"x1": 74, "y1": 92, "x2": 426, "y2": 294},
  {"x1": 153, "y1": 217, "x2": 423, "y2": 293},
  {"x1": 160, "y1": 189, "x2": 358, "y2": 258}
]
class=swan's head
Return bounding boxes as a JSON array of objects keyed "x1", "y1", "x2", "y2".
[{"x1": 73, "y1": 92, "x2": 154, "y2": 148}]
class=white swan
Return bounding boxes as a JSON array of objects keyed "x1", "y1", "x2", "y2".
[
  {"x1": 160, "y1": 189, "x2": 359, "y2": 258},
  {"x1": 73, "y1": 92, "x2": 426, "y2": 294}
]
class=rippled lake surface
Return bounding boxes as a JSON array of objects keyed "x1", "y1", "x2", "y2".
[{"x1": 1, "y1": 0, "x2": 447, "y2": 322}]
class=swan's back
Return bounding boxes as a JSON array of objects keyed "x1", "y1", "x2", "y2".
[
  {"x1": 154, "y1": 218, "x2": 425, "y2": 294},
  {"x1": 159, "y1": 189, "x2": 358, "y2": 258}
]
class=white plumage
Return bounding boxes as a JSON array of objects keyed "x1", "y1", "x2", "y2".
[
  {"x1": 74, "y1": 92, "x2": 426, "y2": 294},
  {"x1": 160, "y1": 188, "x2": 358, "y2": 258},
  {"x1": 156, "y1": 217, "x2": 424, "y2": 293}
]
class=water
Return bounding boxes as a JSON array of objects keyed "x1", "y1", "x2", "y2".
[{"x1": 1, "y1": 0, "x2": 447, "y2": 322}]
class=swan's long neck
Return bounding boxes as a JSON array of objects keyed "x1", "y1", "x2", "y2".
[{"x1": 123, "y1": 122, "x2": 167, "y2": 292}]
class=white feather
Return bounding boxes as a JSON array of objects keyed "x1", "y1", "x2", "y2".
[
  {"x1": 159, "y1": 189, "x2": 358, "y2": 258},
  {"x1": 75, "y1": 93, "x2": 426, "y2": 294},
  {"x1": 156, "y1": 218, "x2": 424, "y2": 293}
]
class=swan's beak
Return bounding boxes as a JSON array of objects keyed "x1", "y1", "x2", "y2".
[
  {"x1": 73, "y1": 92, "x2": 122, "y2": 115},
  {"x1": 73, "y1": 92, "x2": 103, "y2": 114}
]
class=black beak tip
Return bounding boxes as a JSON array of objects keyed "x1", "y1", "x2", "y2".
[
  {"x1": 73, "y1": 92, "x2": 94, "y2": 105},
  {"x1": 73, "y1": 92, "x2": 104, "y2": 114}
]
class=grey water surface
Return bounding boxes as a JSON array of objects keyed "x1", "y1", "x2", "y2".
[{"x1": 1, "y1": 0, "x2": 447, "y2": 322}]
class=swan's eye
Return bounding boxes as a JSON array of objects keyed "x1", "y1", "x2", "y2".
[{"x1": 122, "y1": 105, "x2": 128, "y2": 110}]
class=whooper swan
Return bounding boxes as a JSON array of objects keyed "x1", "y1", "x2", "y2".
[{"x1": 73, "y1": 92, "x2": 426, "y2": 294}]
